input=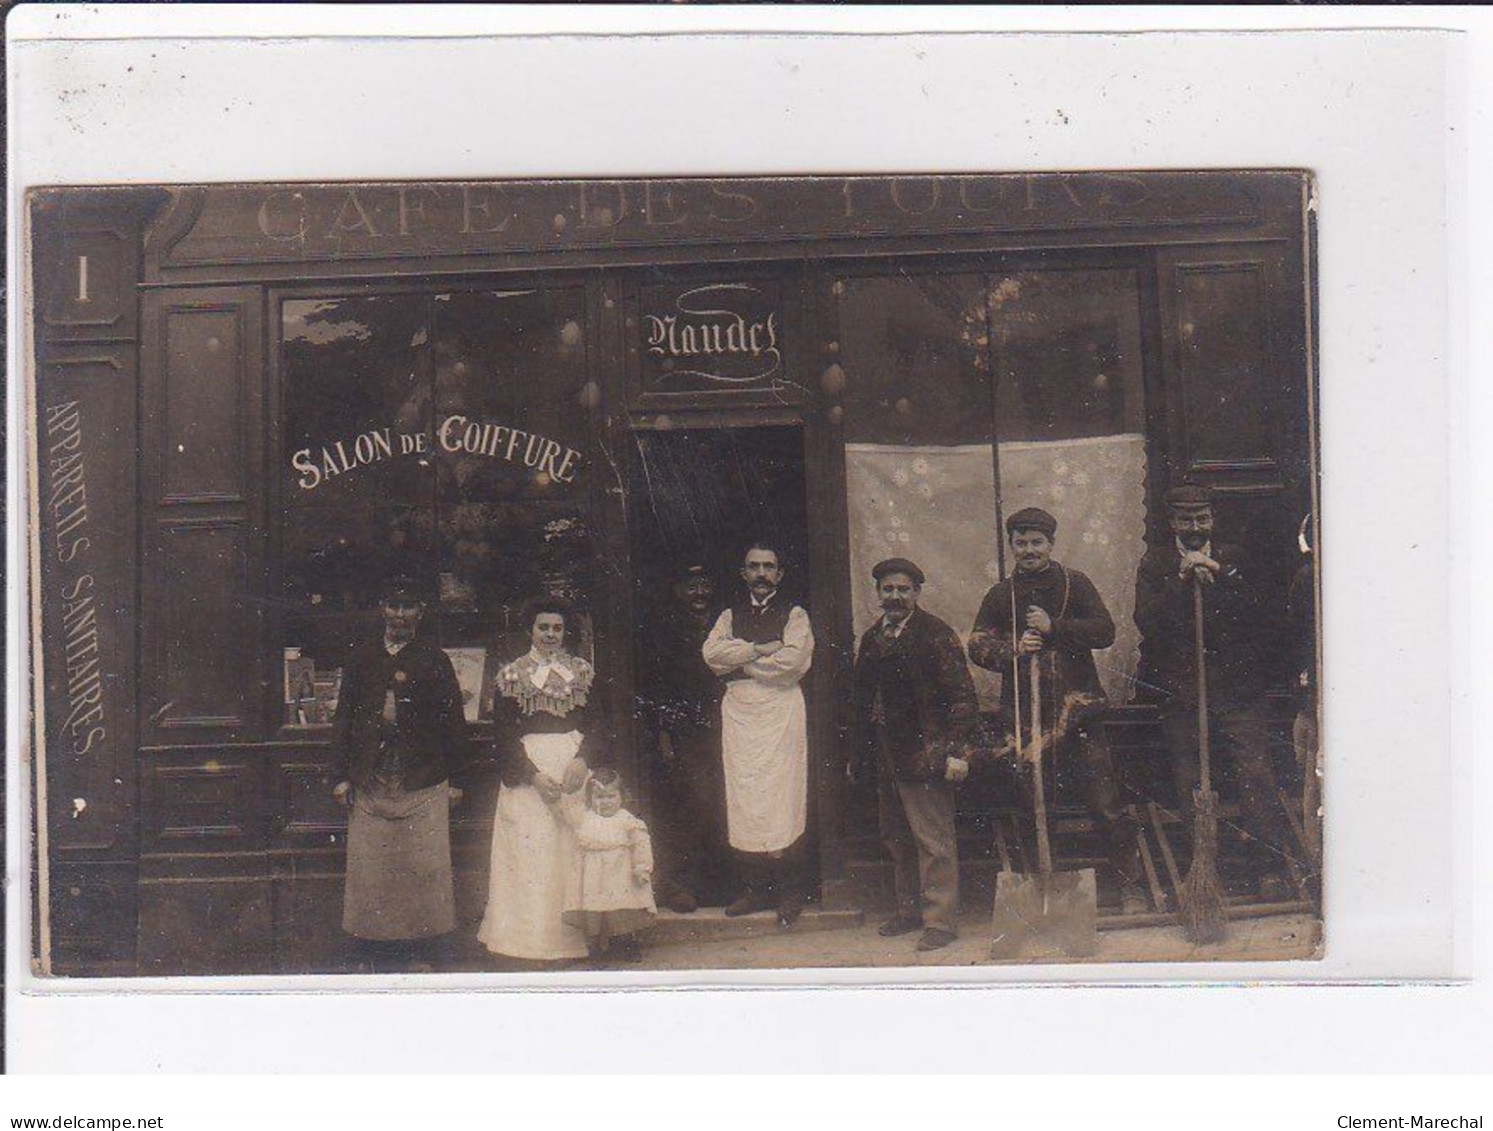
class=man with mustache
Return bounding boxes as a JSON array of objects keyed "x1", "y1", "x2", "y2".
[
  {"x1": 702, "y1": 541, "x2": 815, "y2": 924},
  {"x1": 641, "y1": 562, "x2": 728, "y2": 913},
  {"x1": 849, "y1": 558, "x2": 979, "y2": 952},
  {"x1": 970, "y1": 507, "x2": 1146, "y2": 915},
  {"x1": 1134, "y1": 484, "x2": 1297, "y2": 900},
  {"x1": 331, "y1": 572, "x2": 469, "y2": 971}
]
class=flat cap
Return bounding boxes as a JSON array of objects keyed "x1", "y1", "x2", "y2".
[
  {"x1": 677, "y1": 562, "x2": 709, "y2": 578},
  {"x1": 872, "y1": 557, "x2": 925, "y2": 586},
  {"x1": 1164, "y1": 483, "x2": 1214, "y2": 512},
  {"x1": 1004, "y1": 507, "x2": 1057, "y2": 539},
  {"x1": 380, "y1": 572, "x2": 431, "y2": 602}
]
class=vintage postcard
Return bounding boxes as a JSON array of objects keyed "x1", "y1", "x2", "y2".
[{"x1": 24, "y1": 170, "x2": 1322, "y2": 978}]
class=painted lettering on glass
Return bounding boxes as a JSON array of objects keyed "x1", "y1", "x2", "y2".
[{"x1": 643, "y1": 284, "x2": 782, "y2": 384}]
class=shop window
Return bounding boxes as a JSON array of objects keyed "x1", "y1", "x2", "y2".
[
  {"x1": 278, "y1": 287, "x2": 594, "y2": 727},
  {"x1": 836, "y1": 267, "x2": 1148, "y2": 704}
]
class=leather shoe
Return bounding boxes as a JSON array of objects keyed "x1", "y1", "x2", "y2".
[
  {"x1": 915, "y1": 927, "x2": 958, "y2": 952},
  {"x1": 724, "y1": 888, "x2": 776, "y2": 917},
  {"x1": 664, "y1": 891, "x2": 698, "y2": 914},
  {"x1": 877, "y1": 914, "x2": 923, "y2": 938}
]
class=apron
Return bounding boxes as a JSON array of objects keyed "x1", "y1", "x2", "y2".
[
  {"x1": 477, "y1": 731, "x2": 589, "y2": 960},
  {"x1": 343, "y1": 780, "x2": 455, "y2": 941},
  {"x1": 720, "y1": 680, "x2": 808, "y2": 853}
]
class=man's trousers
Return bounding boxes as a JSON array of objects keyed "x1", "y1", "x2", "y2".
[
  {"x1": 877, "y1": 770, "x2": 959, "y2": 933},
  {"x1": 650, "y1": 721, "x2": 729, "y2": 904},
  {"x1": 1161, "y1": 696, "x2": 1296, "y2": 876}
]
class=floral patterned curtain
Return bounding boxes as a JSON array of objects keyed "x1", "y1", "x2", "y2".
[{"x1": 845, "y1": 434, "x2": 1147, "y2": 707}]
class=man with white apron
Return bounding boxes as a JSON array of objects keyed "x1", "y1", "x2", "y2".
[{"x1": 702, "y1": 541, "x2": 815, "y2": 925}]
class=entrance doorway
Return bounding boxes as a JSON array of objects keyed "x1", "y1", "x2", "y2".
[
  {"x1": 628, "y1": 426, "x2": 810, "y2": 604},
  {"x1": 625, "y1": 425, "x2": 811, "y2": 907}
]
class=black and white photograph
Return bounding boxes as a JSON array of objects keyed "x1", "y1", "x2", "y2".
[
  {"x1": 6, "y1": 4, "x2": 1482, "y2": 1095},
  {"x1": 25, "y1": 169, "x2": 1323, "y2": 977}
]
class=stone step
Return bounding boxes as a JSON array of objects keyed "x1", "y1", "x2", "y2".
[{"x1": 645, "y1": 906, "x2": 865, "y2": 946}]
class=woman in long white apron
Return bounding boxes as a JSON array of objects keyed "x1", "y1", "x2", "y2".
[{"x1": 478, "y1": 602, "x2": 598, "y2": 962}]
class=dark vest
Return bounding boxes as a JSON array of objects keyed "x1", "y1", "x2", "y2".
[
  {"x1": 729, "y1": 595, "x2": 793, "y2": 643},
  {"x1": 724, "y1": 595, "x2": 794, "y2": 681}
]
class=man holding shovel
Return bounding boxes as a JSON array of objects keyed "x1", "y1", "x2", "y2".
[
  {"x1": 1133, "y1": 484, "x2": 1296, "y2": 901},
  {"x1": 970, "y1": 507, "x2": 1146, "y2": 916}
]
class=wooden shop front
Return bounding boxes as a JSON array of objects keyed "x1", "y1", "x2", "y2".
[{"x1": 28, "y1": 171, "x2": 1316, "y2": 975}]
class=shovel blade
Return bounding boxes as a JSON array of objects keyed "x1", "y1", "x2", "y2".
[{"x1": 990, "y1": 868, "x2": 1099, "y2": 961}]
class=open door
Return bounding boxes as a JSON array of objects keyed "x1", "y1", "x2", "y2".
[{"x1": 625, "y1": 425, "x2": 812, "y2": 906}]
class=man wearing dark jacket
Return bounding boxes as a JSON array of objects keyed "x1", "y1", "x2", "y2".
[
  {"x1": 640, "y1": 563, "x2": 728, "y2": 912},
  {"x1": 1133, "y1": 483, "x2": 1295, "y2": 898},
  {"x1": 331, "y1": 573, "x2": 468, "y2": 968},
  {"x1": 969, "y1": 507, "x2": 1144, "y2": 913},
  {"x1": 850, "y1": 558, "x2": 979, "y2": 952}
]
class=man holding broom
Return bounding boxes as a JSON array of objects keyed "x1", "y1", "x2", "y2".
[{"x1": 1133, "y1": 484, "x2": 1297, "y2": 904}]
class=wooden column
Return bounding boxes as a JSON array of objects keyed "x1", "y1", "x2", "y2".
[{"x1": 30, "y1": 189, "x2": 164, "y2": 976}]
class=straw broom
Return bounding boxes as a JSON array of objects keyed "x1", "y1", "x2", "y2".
[{"x1": 1178, "y1": 573, "x2": 1228, "y2": 944}]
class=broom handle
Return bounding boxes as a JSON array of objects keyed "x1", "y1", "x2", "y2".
[
  {"x1": 1030, "y1": 652, "x2": 1053, "y2": 876},
  {"x1": 1192, "y1": 573, "x2": 1212, "y2": 795}
]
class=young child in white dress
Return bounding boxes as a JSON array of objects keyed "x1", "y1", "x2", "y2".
[{"x1": 554, "y1": 768, "x2": 657, "y2": 962}]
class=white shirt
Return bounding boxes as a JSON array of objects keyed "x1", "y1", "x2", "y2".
[{"x1": 878, "y1": 614, "x2": 910, "y2": 640}]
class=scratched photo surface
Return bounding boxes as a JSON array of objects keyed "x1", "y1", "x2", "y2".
[{"x1": 26, "y1": 172, "x2": 1322, "y2": 977}]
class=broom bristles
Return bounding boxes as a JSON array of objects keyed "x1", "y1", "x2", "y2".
[{"x1": 1179, "y1": 792, "x2": 1229, "y2": 944}]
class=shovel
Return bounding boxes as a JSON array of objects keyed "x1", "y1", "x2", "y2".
[{"x1": 991, "y1": 646, "x2": 1099, "y2": 960}]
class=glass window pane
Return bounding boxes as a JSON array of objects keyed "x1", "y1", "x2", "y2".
[
  {"x1": 990, "y1": 268, "x2": 1146, "y2": 442},
  {"x1": 282, "y1": 296, "x2": 435, "y2": 506},
  {"x1": 836, "y1": 273, "x2": 991, "y2": 446},
  {"x1": 430, "y1": 288, "x2": 596, "y2": 661},
  {"x1": 280, "y1": 295, "x2": 436, "y2": 701}
]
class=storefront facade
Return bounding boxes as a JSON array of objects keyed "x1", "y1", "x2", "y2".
[{"x1": 30, "y1": 172, "x2": 1316, "y2": 975}]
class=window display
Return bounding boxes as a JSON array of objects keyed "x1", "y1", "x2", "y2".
[{"x1": 279, "y1": 286, "x2": 596, "y2": 721}]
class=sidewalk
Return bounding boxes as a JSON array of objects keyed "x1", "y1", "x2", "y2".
[{"x1": 624, "y1": 906, "x2": 1320, "y2": 971}]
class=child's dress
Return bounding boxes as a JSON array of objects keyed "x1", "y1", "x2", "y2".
[{"x1": 559, "y1": 799, "x2": 657, "y2": 939}]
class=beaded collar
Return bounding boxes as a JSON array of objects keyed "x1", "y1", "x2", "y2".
[{"x1": 494, "y1": 649, "x2": 595, "y2": 717}]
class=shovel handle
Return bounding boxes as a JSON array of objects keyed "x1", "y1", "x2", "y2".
[{"x1": 1030, "y1": 653, "x2": 1053, "y2": 875}]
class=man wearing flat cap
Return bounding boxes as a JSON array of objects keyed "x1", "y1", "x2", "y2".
[
  {"x1": 850, "y1": 557, "x2": 980, "y2": 952},
  {"x1": 331, "y1": 571, "x2": 469, "y2": 970},
  {"x1": 970, "y1": 507, "x2": 1145, "y2": 913},
  {"x1": 640, "y1": 562, "x2": 728, "y2": 913},
  {"x1": 1134, "y1": 483, "x2": 1296, "y2": 899}
]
